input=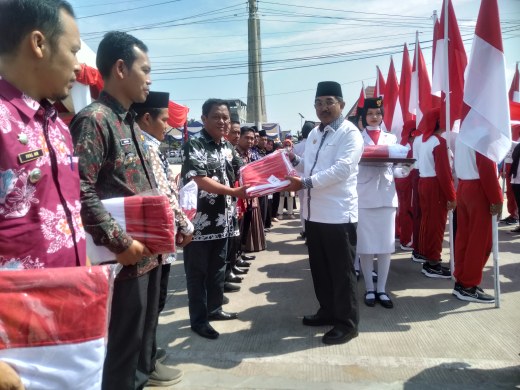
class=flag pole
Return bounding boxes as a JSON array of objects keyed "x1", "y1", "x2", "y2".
[
  {"x1": 440, "y1": 1, "x2": 455, "y2": 278},
  {"x1": 376, "y1": 65, "x2": 380, "y2": 97},
  {"x1": 492, "y1": 215, "x2": 501, "y2": 308},
  {"x1": 414, "y1": 31, "x2": 420, "y2": 127}
]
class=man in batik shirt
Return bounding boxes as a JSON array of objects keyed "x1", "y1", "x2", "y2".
[
  {"x1": 0, "y1": 0, "x2": 86, "y2": 269},
  {"x1": 181, "y1": 99, "x2": 247, "y2": 340},
  {"x1": 71, "y1": 32, "x2": 181, "y2": 389}
]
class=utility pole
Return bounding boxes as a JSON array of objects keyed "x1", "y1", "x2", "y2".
[{"x1": 246, "y1": 0, "x2": 267, "y2": 129}]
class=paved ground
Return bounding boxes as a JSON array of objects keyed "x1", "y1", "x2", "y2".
[{"x1": 151, "y1": 167, "x2": 520, "y2": 389}]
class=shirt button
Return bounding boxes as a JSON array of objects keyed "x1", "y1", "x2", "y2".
[{"x1": 29, "y1": 168, "x2": 42, "y2": 183}]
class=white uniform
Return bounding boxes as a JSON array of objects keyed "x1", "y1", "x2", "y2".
[{"x1": 357, "y1": 130, "x2": 398, "y2": 254}]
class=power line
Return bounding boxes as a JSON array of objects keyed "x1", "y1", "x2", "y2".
[
  {"x1": 76, "y1": 0, "x2": 182, "y2": 19},
  {"x1": 81, "y1": 3, "x2": 246, "y2": 37},
  {"x1": 149, "y1": 28, "x2": 519, "y2": 81},
  {"x1": 149, "y1": 31, "x2": 421, "y2": 61}
]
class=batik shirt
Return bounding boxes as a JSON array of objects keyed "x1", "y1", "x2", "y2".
[
  {"x1": 142, "y1": 130, "x2": 194, "y2": 263},
  {"x1": 0, "y1": 77, "x2": 86, "y2": 269},
  {"x1": 181, "y1": 128, "x2": 242, "y2": 241},
  {"x1": 70, "y1": 91, "x2": 158, "y2": 279}
]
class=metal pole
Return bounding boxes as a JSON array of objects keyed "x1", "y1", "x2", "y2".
[
  {"x1": 492, "y1": 215, "x2": 501, "y2": 308},
  {"x1": 438, "y1": 2, "x2": 456, "y2": 277},
  {"x1": 414, "y1": 31, "x2": 420, "y2": 127},
  {"x1": 248, "y1": 0, "x2": 262, "y2": 130}
]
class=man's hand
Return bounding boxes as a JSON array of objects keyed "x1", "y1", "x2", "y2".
[
  {"x1": 115, "y1": 240, "x2": 151, "y2": 266},
  {"x1": 490, "y1": 202, "x2": 502, "y2": 216},
  {"x1": 284, "y1": 176, "x2": 304, "y2": 192},
  {"x1": 447, "y1": 200, "x2": 457, "y2": 211},
  {"x1": 233, "y1": 185, "x2": 250, "y2": 199},
  {"x1": 0, "y1": 361, "x2": 25, "y2": 390},
  {"x1": 176, "y1": 232, "x2": 193, "y2": 248}
]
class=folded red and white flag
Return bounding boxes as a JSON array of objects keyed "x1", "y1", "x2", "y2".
[
  {"x1": 362, "y1": 144, "x2": 410, "y2": 159},
  {"x1": 0, "y1": 265, "x2": 115, "y2": 389},
  {"x1": 240, "y1": 151, "x2": 296, "y2": 197},
  {"x1": 86, "y1": 194, "x2": 175, "y2": 264}
]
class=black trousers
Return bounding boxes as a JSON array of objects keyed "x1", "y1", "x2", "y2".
[
  {"x1": 183, "y1": 239, "x2": 228, "y2": 327},
  {"x1": 305, "y1": 221, "x2": 359, "y2": 331},
  {"x1": 264, "y1": 196, "x2": 273, "y2": 228},
  {"x1": 512, "y1": 184, "x2": 520, "y2": 222},
  {"x1": 102, "y1": 265, "x2": 161, "y2": 390},
  {"x1": 158, "y1": 263, "x2": 171, "y2": 314},
  {"x1": 225, "y1": 235, "x2": 240, "y2": 277},
  {"x1": 272, "y1": 192, "x2": 280, "y2": 217},
  {"x1": 258, "y1": 196, "x2": 268, "y2": 226},
  {"x1": 241, "y1": 209, "x2": 253, "y2": 246}
]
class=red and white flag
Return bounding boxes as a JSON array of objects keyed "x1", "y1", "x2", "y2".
[
  {"x1": 409, "y1": 34, "x2": 432, "y2": 126},
  {"x1": 510, "y1": 62, "x2": 520, "y2": 103},
  {"x1": 86, "y1": 194, "x2": 176, "y2": 264},
  {"x1": 399, "y1": 43, "x2": 414, "y2": 123},
  {"x1": 357, "y1": 81, "x2": 366, "y2": 113},
  {"x1": 0, "y1": 265, "x2": 115, "y2": 389},
  {"x1": 384, "y1": 57, "x2": 404, "y2": 140},
  {"x1": 373, "y1": 66, "x2": 386, "y2": 98},
  {"x1": 432, "y1": 0, "x2": 467, "y2": 132},
  {"x1": 459, "y1": 0, "x2": 511, "y2": 163}
]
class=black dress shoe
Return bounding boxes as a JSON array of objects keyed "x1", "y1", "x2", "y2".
[
  {"x1": 241, "y1": 254, "x2": 256, "y2": 261},
  {"x1": 236, "y1": 259, "x2": 251, "y2": 268},
  {"x1": 364, "y1": 291, "x2": 376, "y2": 307},
  {"x1": 376, "y1": 292, "x2": 394, "y2": 309},
  {"x1": 232, "y1": 266, "x2": 249, "y2": 275},
  {"x1": 226, "y1": 273, "x2": 243, "y2": 283},
  {"x1": 222, "y1": 295, "x2": 229, "y2": 305},
  {"x1": 224, "y1": 282, "x2": 241, "y2": 292},
  {"x1": 191, "y1": 323, "x2": 219, "y2": 339},
  {"x1": 322, "y1": 327, "x2": 358, "y2": 345},
  {"x1": 302, "y1": 314, "x2": 335, "y2": 326},
  {"x1": 208, "y1": 310, "x2": 238, "y2": 321}
]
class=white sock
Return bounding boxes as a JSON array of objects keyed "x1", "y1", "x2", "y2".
[
  {"x1": 360, "y1": 254, "x2": 375, "y2": 291},
  {"x1": 376, "y1": 253, "x2": 392, "y2": 295}
]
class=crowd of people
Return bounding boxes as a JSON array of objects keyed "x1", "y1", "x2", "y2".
[{"x1": 0, "y1": 0, "x2": 516, "y2": 389}]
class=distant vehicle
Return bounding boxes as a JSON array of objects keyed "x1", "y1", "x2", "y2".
[{"x1": 167, "y1": 149, "x2": 182, "y2": 163}]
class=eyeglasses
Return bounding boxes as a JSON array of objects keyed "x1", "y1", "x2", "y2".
[{"x1": 314, "y1": 99, "x2": 339, "y2": 109}]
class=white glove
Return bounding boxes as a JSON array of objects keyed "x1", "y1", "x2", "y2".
[{"x1": 393, "y1": 163, "x2": 412, "y2": 178}]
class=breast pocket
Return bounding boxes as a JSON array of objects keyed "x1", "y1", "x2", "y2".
[{"x1": 206, "y1": 161, "x2": 222, "y2": 180}]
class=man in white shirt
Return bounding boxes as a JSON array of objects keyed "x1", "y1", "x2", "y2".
[
  {"x1": 293, "y1": 121, "x2": 315, "y2": 239},
  {"x1": 286, "y1": 81, "x2": 363, "y2": 345}
]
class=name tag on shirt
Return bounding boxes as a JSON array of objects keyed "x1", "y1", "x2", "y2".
[
  {"x1": 120, "y1": 138, "x2": 132, "y2": 146},
  {"x1": 18, "y1": 149, "x2": 44, "y2": 164}
]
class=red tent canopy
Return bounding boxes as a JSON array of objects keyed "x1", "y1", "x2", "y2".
[{"x1": 168, "y1": 101, "x2": 189, "y2": 128}]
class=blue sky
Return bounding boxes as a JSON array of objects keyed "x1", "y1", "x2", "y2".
[{"x1": 70, "y1": 0, "x2": 520, "y2": 133}]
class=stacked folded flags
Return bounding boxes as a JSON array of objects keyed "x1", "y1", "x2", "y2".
[
  {"x1": 239, "y1": 151, "x2": 297, "y2": 197},
  {"x1": 86, "y1": 193, "x2": 175, "y2": 264}
]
